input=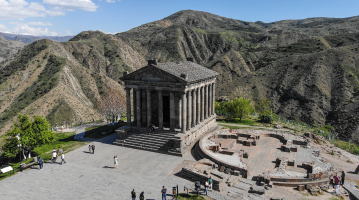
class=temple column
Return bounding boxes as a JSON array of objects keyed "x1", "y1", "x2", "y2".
[
  {"x1": 146, "y1": 89, "x2": 151, "y2": 127},
  {"x1": 187, "y1": 90, "x2": 192, "y2": 130},
  {"x1": 133, "y1": 89, "x2": 137, "y2": 125},
  {"x1": 170, "y1": 92, "x2": 175, "y2": 131},
  {"x1": 158, "y1": 90, "x2": 163, "y2": 130},
  {"x1": 181, "y1": 92, "x2": 187, "y2": 133},
  {"x1": 192, "y1": 89, "x2": 196, "y2": 127},
  {"x1": 126, "y1": 88, "x2": 131, "y2": 125},
  {"x1": 208, "y1": 84, "x2": 212, "y2": 116},
  {"x1": 136, "y1": 89, "x2": 141, "y2": 127},
  {"x1": 200, "y1": 86, "x2": 204, "y2": 121},
  {"x1": 178, "y1": 94, "x2": 182, "y2": 129},
  {"x1": 212, "y1": 83, "x2": 215, "y2": 115},
  {"x1": 204, "y1": 85, "x2": 208, "y2": 119},
  {"x1": 196, "y1": 88, "x2": 200, "y2": 124}
]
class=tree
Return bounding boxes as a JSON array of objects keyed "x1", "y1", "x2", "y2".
[
  {"x1": 226, "y1": 97, "x2": 253, "y2": 121},
  {"x1": 255, "y1": 98, "x2": 272, "y2": 116},
  {"x1": 2, "y1": 114, "x2": 55, "y2": 159},
  {"x1": 97, "y1": 90, "x2": 126, "y2": 123},
  {"x1": 215, "y1": 101, "x2": 228, "y2": 117}
]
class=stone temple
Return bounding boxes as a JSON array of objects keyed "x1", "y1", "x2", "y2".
[{"x1": 115, "y1": 58, "x2": 219, "y2": 156}]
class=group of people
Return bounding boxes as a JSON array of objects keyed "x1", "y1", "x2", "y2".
[
  {"x1": 204, "y1": 176, "x2": 213, "y2": 196},
  {"x1": 131, "y1": 186, "x2": 167, "y2": 200},
  {"x1": 54, "y1": 121, "x2": 68, "y2": 132},
  {"x1": 52, "y1": 148, "x2": 66, "y2": 165},
  {"x1": 88, "y1": 143, "x2": 96, "y2": 154},
  {"x1": 333, "y1": 171, "x2": 345, "y2": 194},
  {"x1": 37, "y1": 148, "x2": 66, "y2": 170}
]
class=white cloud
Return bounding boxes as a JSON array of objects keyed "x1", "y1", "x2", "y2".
[
  {"x1": 0, "y1": 23, "x2": 58, "y2": 36},
  {"x1": 42, "y1": 0, "x2": 98, "y2": 12},
  {"x1": 28, "y1": 21, "x2": 53, "y2": 26},
  {"x1": 0, "y1": 0, "x2": 97, "y2": 20},
  {"x1": 0, "y1": 23, "x2": 7, "y2": 31},
  {"x1": 0, "y1": 0, "x2": 46, "y2": 20},
  {"x1": 12, "y1": 24, "x2": 58, "y2": 36}
]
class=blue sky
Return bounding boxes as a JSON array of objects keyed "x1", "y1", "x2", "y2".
[{"x1": 0, "y1": 0, "x2": 358, "y2": 36}]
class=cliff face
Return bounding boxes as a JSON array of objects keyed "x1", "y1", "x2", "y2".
[
  {"x1": 0, "y1": 36, "x2": 26, "y2": 62},
  {"x1": 1, "y1": 10, "x2": 359, "y2": 140}
]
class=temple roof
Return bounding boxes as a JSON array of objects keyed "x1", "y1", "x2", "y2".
[{"x1": 155, "y1": 61, "x2": 218, "y2": 82}]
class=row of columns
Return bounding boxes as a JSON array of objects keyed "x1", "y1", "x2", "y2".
[
  {"x1": 125, "y1": 82, "x2": 215, "y2": 132},
  {"x1": 181, "y1": 82, "x2": 215, "y2": 133}
]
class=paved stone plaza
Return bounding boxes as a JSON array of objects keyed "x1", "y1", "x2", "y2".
[{"x1": 0, "y1": 142, "x2": 194, "y2": 200}]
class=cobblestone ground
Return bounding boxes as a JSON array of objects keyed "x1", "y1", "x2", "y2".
[{"x1": 0, "y1": 142, "x2": 194, "y2": 200}]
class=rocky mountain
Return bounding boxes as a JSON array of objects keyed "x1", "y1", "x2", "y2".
[
  {"x1": 0, "y1": 10, "x2": 359, "y2": 140},
  {"x1": 0, "y1": 36, "x2": 26, "y2": 62},
  {"x1": 0, "y1": 32, "x2": 73, "y2": 44}
]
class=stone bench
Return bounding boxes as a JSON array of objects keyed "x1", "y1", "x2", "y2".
[{"x1": 20, "y1": 161, "x2": 37, "y2": 171}]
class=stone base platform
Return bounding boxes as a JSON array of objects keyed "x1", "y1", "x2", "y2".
[{"x1": 113, "y1": 115, "x2": 218, "y2": 157}]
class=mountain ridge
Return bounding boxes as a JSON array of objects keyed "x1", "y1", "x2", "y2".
[{"x1": 0, "y1": 10, "x2": 359, "y2": 140}]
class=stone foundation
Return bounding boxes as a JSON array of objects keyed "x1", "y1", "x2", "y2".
[{"x1": 172, "y1": 115, "x2": 218, "y2": 155}]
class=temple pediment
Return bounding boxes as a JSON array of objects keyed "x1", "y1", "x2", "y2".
[{"x1": 121, "y1": 65, "x2": 185, "y2": 83}]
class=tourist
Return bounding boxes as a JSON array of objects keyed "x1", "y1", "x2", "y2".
[
  {"x1": 61, "y1": 125, "x2": 64, "y2": 132},
  {"x1": 88, "y1": 145, "x2": 92, "y2": 153},
  {"x1": 52, "y1": 149, "x2": 57, "y2": 163},
  {"x1": 161, "y1": 186, "x2": 167, "y2": 200},
  {"x1": 208, "y1": 176, "x2": 213, "y2": 191},
  {"x1": 92, "y1": 143, "x2": 95, "y2": 154},
  {"x1": 114, "y1": 155, "x2": 118, "y2": 169},
  {"x1": 131, "y1": 189, "x2": 136, "y2": 200},
  {"x1": 139, "y1": 191, "x2": 144, "y2": 200},
  {"x1": 38, "y1": 157, "x2": 43, "y2": 170},
  {"x1": 60, "y1": 153, "x2": 66, "y2": 165},
  {"x1": 205, "y1": 180, "x2": 209, "y2": 195},
  {"x1": 334, "y1": 173, "x2": 341, "y2": 194},
  {"x1": 149, "y1": 124, "x2": 156, "y2": 134},
  {"x1": 341, "y1": 171, "x2": 345, "y2": 185}
]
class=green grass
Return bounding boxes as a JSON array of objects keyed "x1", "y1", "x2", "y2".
[
  {"x1": 193, "y1": 28, "x2": 206, "y2": 34},
  {"x1": 334, "y1": 140, "x2": 359, "y2": 155},
  {"x1": 217, "y1": 118, "x2": 260, "y2": 126},
  {"x1": 84, "y1": 122, "x2": 127, "y2": 139},
  {"x1": 32, "y1": 131, "x2": 87, "y2": 160},
  {"x1": 0, "y1": 131, "x2": 87, "y2": 180},
  {"x1": 176, "y1": 193, "x2": 206, "y2": 200}
]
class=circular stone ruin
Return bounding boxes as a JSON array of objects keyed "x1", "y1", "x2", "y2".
[{"x1": 196, "y1": 128, "x2": 335, "y2": 187}]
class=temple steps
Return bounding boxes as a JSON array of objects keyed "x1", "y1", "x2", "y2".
[{"x1": 113, "y1": 132, "x2": 182, "y2": 157}]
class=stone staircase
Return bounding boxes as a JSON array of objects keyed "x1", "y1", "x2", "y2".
[{"x1": 113, "y1": 128, "x2": 182, "y2": 157}]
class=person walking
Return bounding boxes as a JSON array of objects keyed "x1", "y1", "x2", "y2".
[
  {"x1": 334, "y1": 173, "x2": 341, "y2": 194},
  {"x1": 208, "y1": 176, "x2": 213, "y2": 191},
  {"x1": 131, "y1": 189, "x2": 136, "y2": 200},
  {"x1": 88, "y1": 145, "x2": 92, "y2": 153},
  {"x1": 60, "y1": 153, "x2": 66, "y2": 165},
  {"x1": 341, "y1": 171, "x2": 346, "y2": 185},
  {"x1": 38, "y1": 157, "x2": 43, "y2": 170},
  {"x1": 114, "y1": 156, "x2": 118, "y2": 169},
  {"x1": 204, "y1": 181, "x2": 209, "y2": 195},
  {"x1": 161, "y1": 186, "x2": 167, "y2": 200},
  {"x1": 52, "y1": 149, "x2": 57, "y2": 164},
  {"x1": 139, "y1": 191, "x2": 144, "y2": 200},
  {"x1": 92, "y1": 143, "x2": 95, "y2": 154}
]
